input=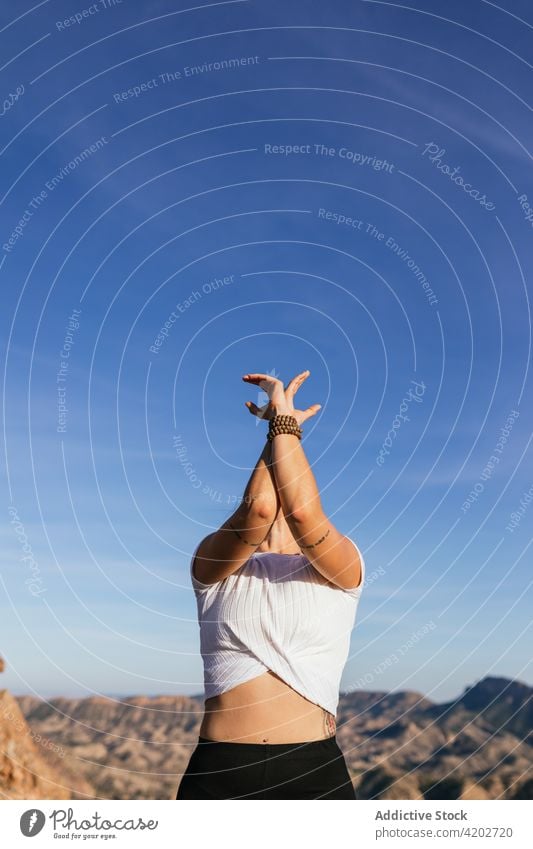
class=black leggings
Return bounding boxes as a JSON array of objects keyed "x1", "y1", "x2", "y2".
[{"x1": 176, "y1": 735, "x2": 356, "y2": 800}]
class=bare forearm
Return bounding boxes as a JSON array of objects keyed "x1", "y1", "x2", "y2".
[
  {"x1": 228, "y1": 439, "x2": 279, "y2": 543},
  {"x1": 241, "y1": 439, "x2": 279, "y2": 513},
  {"x1": 270, "y1": 433, "x2": 322, "y2": 525},
  {"x1": 195, "y1": 440, "x2": 279, "y2": 578}
]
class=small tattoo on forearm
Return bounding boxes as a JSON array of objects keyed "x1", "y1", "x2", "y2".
[
  {"x1": 227, "y1": 520, "x2": 267, "y2": 547},
  {"x1": 299, "y1": 528, "x2": 331, "y2": 549}
]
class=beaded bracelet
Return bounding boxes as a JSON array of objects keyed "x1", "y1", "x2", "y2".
[{"x1": 267, "y1": 414, "x2": 302, "y2": 442}]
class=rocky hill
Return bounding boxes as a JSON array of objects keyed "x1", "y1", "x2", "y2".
[
  {"x1": 1, "y1": 676, "x2": 530, "y2": 800},
  {"x1": 0, "y1": 690, "x2": 93, "y2": 800}
]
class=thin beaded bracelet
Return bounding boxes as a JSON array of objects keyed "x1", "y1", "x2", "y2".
[{"x1": 267, "y1": 414, "x2": 302, "y2": 442}]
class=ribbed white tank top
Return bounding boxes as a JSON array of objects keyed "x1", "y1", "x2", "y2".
[{"x1": 190, "y1": 536, "x2": 365, "y2": 716}]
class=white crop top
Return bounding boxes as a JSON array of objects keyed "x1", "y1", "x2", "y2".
[{"x1": 190, "y1": 537, "x2": 365, "y2": 716}]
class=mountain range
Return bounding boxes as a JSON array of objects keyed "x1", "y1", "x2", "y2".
[{"x1": 1, "y1": 675, "x2": 530, "y2": 799}]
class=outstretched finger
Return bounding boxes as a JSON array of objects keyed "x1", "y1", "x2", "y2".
[
  {"x1": 245, "y1": 400, "x2": 268, "y2": 419},
  {"x1": 285, "y1": 369, "x2": 310, "y2": 399},
  {"x1": 242, "y1": 373, "x2": 270, "y2": 383},
  {"x1": 300, "y1": 403, "x2": 321, "y2": 422}
]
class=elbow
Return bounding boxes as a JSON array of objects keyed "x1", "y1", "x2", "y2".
[
  {"x1": 246, "y1": 493, "x2": 278, "y2": 522},
  {"x1": 287, "y1": 505, "x2": 313, "y2": 525}
]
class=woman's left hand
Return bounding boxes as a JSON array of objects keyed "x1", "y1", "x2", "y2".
[{"x1": 242, "y1": 370, "x2": 321, "y2": 426}]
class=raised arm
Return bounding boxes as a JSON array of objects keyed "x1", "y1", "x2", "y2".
[
  {"x1": 243, "y1": 370, "x2": 362, "y2": 591},
  {"x1": 192, "y1": 439, "x2": 279, "y2": 585}
]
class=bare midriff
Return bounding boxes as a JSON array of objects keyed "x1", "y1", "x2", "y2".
[{"x1": 198, "y1": 669, "x2": 337, "y2": 743}]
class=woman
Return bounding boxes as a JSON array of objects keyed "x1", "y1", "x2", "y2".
[{"x1": 176, "y1": 370, "x2": 365, "y2": 800}]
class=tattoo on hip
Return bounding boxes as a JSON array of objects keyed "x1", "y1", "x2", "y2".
[{"x1": 324, "y1": 711, "x2": 336, "y2": 737}]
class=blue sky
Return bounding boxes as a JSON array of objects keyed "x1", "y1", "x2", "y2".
[{"x1": 1, "y1": 0, "x2": 532, "y2": 704}]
